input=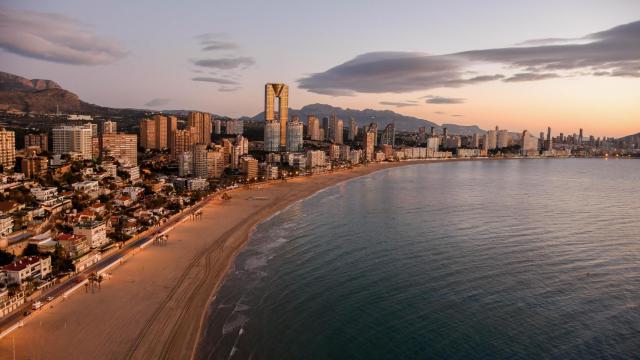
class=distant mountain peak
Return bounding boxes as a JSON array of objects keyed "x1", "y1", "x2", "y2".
[{"x1": 249, "y1": 103, "x2": 486, "y2": 135}]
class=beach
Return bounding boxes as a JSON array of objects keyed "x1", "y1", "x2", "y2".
[{"x1": 0, "y1": 160, "x2": 442, "y2": 360}]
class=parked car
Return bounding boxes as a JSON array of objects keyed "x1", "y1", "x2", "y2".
[
  {"x1": 46, "y1": 296, "x2": 54, "y2": 302},
  {"x1": 31, "y1": 301, "x2": 43, "y2": 310}
]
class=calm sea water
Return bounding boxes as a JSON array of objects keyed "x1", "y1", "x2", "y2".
[{"x1": 197, "y1": 159, "x2": 640, "y2": 360}]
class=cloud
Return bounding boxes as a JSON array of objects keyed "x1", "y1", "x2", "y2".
[
  {"x1": 144, "y1": 98, "x2": 171, "y2": 107},
  {"x1": 191, "y1": 56, "x2": 255, "y2": 70},
  {"x1": 451, "y1": 114, "x2": 464, "y2": 117},
  {"x1": 298, "y1": 20, "x2": 640, "y2": 95},
  {"x1": 219, "y1": 86, "x2": 241, "y2": 92},
  {"x1": 195, "y1": 33, "x2": 239, "y2": 51},
  {"x1": 0, "y1": 7, "x2": 127, "y2": 65},
  {"x1": 379, "y1": 101, "x2": 418, "y2": 107},
  {"x1": 434, "y1": 111, "x2": 446, "y2": 115},
  {"x1": 423, "y1": 95, "x2": 466, "y2": 104},
  {"x1": 192, "y1": 77, "x2": 238, "y2": 85},
  {"x1": 503, "y1": 73, "x2": 560, "y2": 82}
]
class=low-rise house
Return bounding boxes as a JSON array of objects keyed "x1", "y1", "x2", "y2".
[
  {"x1": 73, "y1": 251, "x2": 101, "y2": 272},
  {"x1": 73, "y1": 221, "x2": 108, "y2": 248},
  {"x1": 89, "y1": 202, "x2": 106, "y2": 214},
  {"x1": 122, "y1": 187, "x2": 145, "y2": 202},
  {"x1": 114, "y1": 195, "x2": 133, "y2": 207},
  {"x1": 0, "y1": 214, "x2": 14, "y2": 237},
  {"x1": 2, "y1": 256, "x2": 52, "y2": 285},
  {"x1": 71, "y1": 180, "x2": 101, "y2": 199},
  {"x1": 30, "y1": 187, "x2": 58, "y2": 202},
  {"x1": 56, "y1": 233, "x2": 90, "y2": 259}
]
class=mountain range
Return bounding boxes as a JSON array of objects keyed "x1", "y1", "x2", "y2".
[
  {"x1": 0, "y1": 71, "x2": 138, "y2": 115},
  {"x1": 245, "y1": 103, "x2": 486, "y2": 135}
]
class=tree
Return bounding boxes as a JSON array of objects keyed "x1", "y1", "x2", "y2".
[
  {"x1": 0, "y1": 249, "x2": 15, "y2": 266},
  {"x1": 7, "y1": 282, "x2": 19, "y2": 296},
  {"x1": 22, "y1": 243, "x2": 40, "y2": 256},
  {"x1": 96, "y1": 275, "x2": 103, "y2": 290}
]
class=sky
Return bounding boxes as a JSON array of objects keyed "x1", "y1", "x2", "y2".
[{"x1": 1, "y1": 0, "x2": 639, "y2": 137}]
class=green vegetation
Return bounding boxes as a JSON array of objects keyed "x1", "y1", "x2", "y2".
[{"x1": 0, "y1": 249, "x2": 15, "y2": 266}]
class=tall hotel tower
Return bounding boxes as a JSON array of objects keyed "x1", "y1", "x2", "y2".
[{"x1": 264, "y1": 83, "x2": 289, "y2": 150}]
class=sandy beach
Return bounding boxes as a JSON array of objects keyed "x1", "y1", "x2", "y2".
[{"x1": 0, "y1": 160, "x2": 453, "y2": 360}]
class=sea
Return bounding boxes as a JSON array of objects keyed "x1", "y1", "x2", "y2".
[{"x1": 196, "y1": 158, "x2": 640, "y2": 360}]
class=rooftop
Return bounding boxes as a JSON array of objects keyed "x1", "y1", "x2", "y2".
[{"x1": 2, "y1": 256, "x2": 47, "y2": 271}]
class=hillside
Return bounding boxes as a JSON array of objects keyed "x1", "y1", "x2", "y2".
[
  {"x1": 248, "y1": 103, "x2": 485, "y2": 135},
  {"x1": 0, "y1": 71, "x2": 140, "y2": 115}
]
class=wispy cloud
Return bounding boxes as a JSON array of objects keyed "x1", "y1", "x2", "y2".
[
  {"x1": 144, "y1": 98, "x2": 171, "y2": 107},
  {"x1": 191, "y1": 57, "x2": 254, "y2": 70},
  {"x1": 0, "y1": 7, "x2": 127, "y2": 65},
  {"x1": 451, "y1": 114, "x2": 464, "y2": 117},
  {"x1": 192, "y1": 77, "x2": 238, "y2": 85},
  {"x1": 379, "y1": 101, "x2": 418, "y2": 107},
  {"x1": 298, "y1": 20, "x2": 640, "y2": 95},
  {"x1": 503, "y1": 72, "x2": 561, "y2": 82},
  {"x1": 423, "y1": 95, "x2": 466, "y2": 104},
  {"x1": 195, "y1": 33, "x2": 239, "y2": 51},
  {"x1": 219, "y1": 86, "x2": 241, "y2": 92}
]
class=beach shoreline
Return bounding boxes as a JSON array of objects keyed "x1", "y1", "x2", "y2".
[{"x1": 0, "y1": 159, "x2": 479, "y2": 360}]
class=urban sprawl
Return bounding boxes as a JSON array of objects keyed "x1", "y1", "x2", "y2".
[{"x1": 0, "y1": 83, "x2": 638, "y2": 329}]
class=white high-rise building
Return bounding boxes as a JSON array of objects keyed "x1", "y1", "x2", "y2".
[
  {"x1": 52, "y1": 124, "x2": 93, "y2": 160},
  {"x1": 286, "y1": 120, "x2": 304, "y2": 152},
  {"x1": 236, "y1": 135, "x2": 249, "y2": 155},
  {"x1": 264, "y1": 121, "x2": 281, "y2": 152},
  {"x1": 497, "y1": 129, "x2": 509, "y2": 148},
  {"x1": 177, "y1": 152, "x2": 192, "y2": 177},
  {"x1": 192, "y1": 144, "x2": 208, "y2": 178},
  {"x1": 521, "y1": 130, "x2": 539, "y2": 154}
]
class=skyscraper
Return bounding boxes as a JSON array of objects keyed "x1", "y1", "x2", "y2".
[
  {"x1": 521, "y1": 130, "x2": 539, "y2": 154},
  {"x1": 167, "y1": 115, "x2": 177, "y2": 150},
  {"x1": 25, "y1": 133, "x2": 48, "y2": 153},
  {"x1": 139, "y1": 119, "x2": 156, "y2": 149},
  {"x1": 286, "y1": 118, "x2": 304, "y2": 152},
  {"x1": 546, "y1": 127, "x2": 552, "y2": 150},
  {"x1": 381, "y1": 123, "x2": 395, "y2": 147},
  {"x1": 0, "y1": 128, "x2": 15, "y2": 171},
  {"x1": 322, "y1": 117, "x2": 330, "y2": 140},
  {"x1": 264, "y1": 121, "x2": 281, "y2": 152},
  {"x1": 103, "y1": 120, "x2": 117, "y2": 134},
  {"x1": 207, "y1": 148, "x2": 225, "y2": 178},
  {"x1": 52, "y1": 125, "x2": 93, "y2": 160},
  {"x1": 349, "y1": 117, "x2": 358, "y2": 142},
  {"x1": 192, "y1": 144, "x2": 208, "y2": 178},
  {"x1": 578, "y1": 128, "x2": 584, "y2": 145},
  {"x1": 364, "y1": 128, "x2": 376, "y2": 162},
  {"x1": 307, "y1": 115, "x2": 321, "y2": 141},
  {"x1": 171, "y1": 129, "x2": 195, "y2": 158},
  {"x1": 101, "y1": 133, "x2": 138, "y2": 166},
  {"x1": 188, "y1": 111, "x2": 213, "y2": 144},
  {"x1": 264, "y1": 83, "x2": 289, "y2": 148},
  {"x1": 497, "y1": 129, "x2": 509, "y2": 148},
  {"x1": 329, "y1": 115, "x2": 343, "y2": 144},
  {"x1": 486, "y1": 126, "x2": 498, "y2": 150}
]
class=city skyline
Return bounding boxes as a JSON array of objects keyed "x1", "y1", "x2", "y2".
[{"x1": 1, "y1": 1, "x2": 639, "y2": 137}]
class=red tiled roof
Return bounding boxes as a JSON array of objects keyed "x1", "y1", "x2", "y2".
[
  {"x1": 2, "y1": 256, "x2": 45, "y2": 271},
  {"x1": 55, "y1": 233, "x2": 86, "y2": 242}
]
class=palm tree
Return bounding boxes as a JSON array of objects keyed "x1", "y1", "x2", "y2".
[{"x1": 96, "y1": 275, "x2": 103, "y2": 290}]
